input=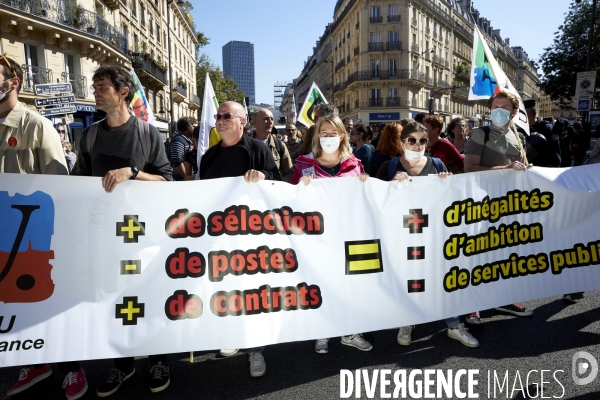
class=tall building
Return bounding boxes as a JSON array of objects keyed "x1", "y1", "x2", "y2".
[
  {"x1": 222, "y1": 41, "x2": 255, "y2": 104},
  {"x1": 284, "y1": 0, "x2": 540, "y2": 127},
  {"x1": 0, "y1": 0, "x2": 199, "y2": 141}
]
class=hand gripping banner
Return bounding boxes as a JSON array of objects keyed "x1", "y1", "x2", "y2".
[{"x1": 1, "y1": 166, "x2": 600, "y2": 366}]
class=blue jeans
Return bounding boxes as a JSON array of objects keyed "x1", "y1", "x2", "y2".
[
  {"x1": 247, "y1": 347, "x2": 264, "y2": 354},
  {"x1": 445, "y1": 316, "x2": 460, "y2": 329}
]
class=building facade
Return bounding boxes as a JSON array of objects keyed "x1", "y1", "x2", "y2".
[
  {"x1": 0, "y1": 0, "x2": 199, "y2": 143},
  {"x1": 284, "y1": 0, "x2": 540, "y2": 128},
  {"x1": 222, "y1": 41, "x2": 255, "y2": 104}
]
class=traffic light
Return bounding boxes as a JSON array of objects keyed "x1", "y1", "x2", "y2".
[{"x1": 428, "y1": 98, "x2": 434, "y2": 115}]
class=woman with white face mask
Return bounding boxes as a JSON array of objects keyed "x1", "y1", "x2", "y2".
[
  {"x1": 291, "y1": 114, "x2": 369, "y2": 185},
  {"x1": 375, "y1": 122, "x2": 453, "y2": 181},
  {"x1": 290, "y1": 114, "x2": 371, "y2": 355}
]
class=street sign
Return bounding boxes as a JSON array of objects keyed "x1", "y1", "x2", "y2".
[
  {"x1": 575, "y1": 71, "x2": 596, "y2": 97},
  {"x1": 38, "y1": 105, "x2": 77, "y2": 116},
  {"x1": 64, "y1": 114, "x2": 74, "y2": 125},
  {"x1": 577, "y1": 99, "x2": 591, "y2": 112},
  {"x1": 35, "y1": 95, "x2": 75, "y2": 107},
  {"x1": 34, "y1": 83, "x2": 73, "y2": 95}
]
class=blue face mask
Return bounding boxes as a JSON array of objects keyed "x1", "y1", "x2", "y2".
[{"x1": 490, "y1": 108, "x2": 511, "y2": 126}]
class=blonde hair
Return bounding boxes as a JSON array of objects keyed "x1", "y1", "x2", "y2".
[{"x1": 312, "y1": 114, "x2": 350, "y2": 161}]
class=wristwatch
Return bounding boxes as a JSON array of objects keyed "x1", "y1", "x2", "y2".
[{"x1": 130, "y1": 166, "x2": 139, "y2": 180}]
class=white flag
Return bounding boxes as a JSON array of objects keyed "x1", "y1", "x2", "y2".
[
  {"x1": 291, "y1": 94, "x2": 297, "y2": 124},
  {"x1": 197, "y1": 73, "x2": 219, "y2": 177},
  {"x1": 469, "y1": 26, "x2": 529, "y2": 134}
]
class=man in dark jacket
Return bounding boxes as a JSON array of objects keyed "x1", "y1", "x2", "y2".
[
  {"x1": 524, "y1": 100, "x2": 561, "y2": 167},
  {"x1": 199, "y1": 101, "x2": 280, "y2": 378},
  {"x1": 200, "y1": 101, "x2": 281, "y2": 182}
]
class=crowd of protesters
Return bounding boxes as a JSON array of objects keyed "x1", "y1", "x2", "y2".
[{"x1": 0, "y1": 59, "x2": 597, "y2": 399}]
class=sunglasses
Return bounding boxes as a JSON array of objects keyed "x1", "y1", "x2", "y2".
[
  {"x1": 214, "y1": 113, "x2": 242, "y2": 121},
  {"x1": 0, "y1": 55, "x2": 17, "y2": 78},
  {"x1": 403, "y1": 137, "x2": 429, "y2": 146},
  {"x1": 57, "y1": 130, "x2": 66, "y2": 134}
]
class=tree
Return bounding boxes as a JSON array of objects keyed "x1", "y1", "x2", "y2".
[
  {"x1": 196, "y1": 54, "x2": 246, "y2": 118},
  {"x1": 538, "y1": 0, "x2": 600, "y2": 108}
]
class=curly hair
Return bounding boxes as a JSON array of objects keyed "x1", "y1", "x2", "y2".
[{"x1": 92, "y1": 66, "x2": 135, "y2": 103}]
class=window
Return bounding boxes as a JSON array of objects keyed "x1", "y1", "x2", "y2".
[
  {"x1": 156, "y1": 23, "x2": 160, "y2": 42},
  {"x1": 389, "y1": 59, "x2": 398, "y2": 75},
  {"x1": 140, "y1": 4, "x2": 145, "y2": 25},
  {"x1": 371, "y1": 6, "x2": 380, "y2": 18},
  {"x1": 388, "y1": 4, "x2": 399, "y2": 17},
  {"x1": 149, "y1": 15, "x2": 153, "y2": 36},
  {"x1": 389, "y1": 87, "x2": 398, "y2": 98},
  {"x1": 371, "y1": 88, "x2": 381, "y2": 99},
  {"x1": 389, "y1": 31, "x2": 399, "y2": 42},
  {"x1": 64, "y1": 54, "x2": 74, "y2": 74},
  {"x1": 370, "y1": 32, "x2": 381, "y2": 43},
  {"x1": 131, "y1": 0, "x2": 136, "y2": 17},
  {"x1": 370, "y1": 59, "x2": 380, "y2": 78}
]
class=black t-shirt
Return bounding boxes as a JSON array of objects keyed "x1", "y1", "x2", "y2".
[
  {"x1": 375, "y1": 157, "x2": 446, "y2": 181},
  {"x1": 201, "y1": 144, "x2": 250, "y2": 180},
  {"x1": 320, "y1": 163, "x2": 341, "y2": 176}
]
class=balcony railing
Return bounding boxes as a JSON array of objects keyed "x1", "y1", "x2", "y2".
[
  {"x1": 453, "y1": 87, "x2": 469, "y2": 97},
  {"x1": 335, "y1": 59, "x2": 346, "y2": 72},
  {"x1": 369, "y1": 16, "x2": 382, "y2": 23},
  {"x1": 424, "y1": 52, "x2": 431, "y2": 61},
  {"x1": 411, "y1": 70, "x2": 426, "y2": 82},
  {"x1": 334, "y1": 82, "x2": 345, "y2": 92},
  {"x1": 176, "y1": 83, "x2": 187, "y2": 97},
  {"x1": 368, "y1": 98, "x2": 383, "y2": 107},
  {"x1": 368, "y1": 42, "x2": 384, "y2": 52},
  {"x1": 437, "y1": 80, "x2": 451, "y2": 89},
  {"x1": 354, "y1": 46, "x2": 359, "y2": 56},
  {"x1": 61, "y1": 72, "x2": 87, "y2": 98},
  {"x1": 387, "y1": 41, "x2": 401, "y2": 51},
  {"x1": 425, "y1": 27, "x2": 431, "y2": 35},
  {"x1": 411, "y1": 17, "x2": 417, "y2": 26},
  {"x1": 193, "y1": 94, "x2": 200, "y2": 105},
  {"x1": 22, "y1": 65, "x2": 52, "y2": 93},
  {"x1": 388, "y1": 15, "x2": 400, "y2": 23},
  {"x1": 131, "y1": 53, "x2": 167, "y2": 84},
  {"x1": 425, "y1": 76, "x2": 433, "y2": 86},
  {"x1": 355, "y1": 99, "x2": 359, "y2": 109},
  {"x1": 1, "y1": 0, "x2": 128, "y2": 54},
  {"x1": 411, "y1": 43, "x2": 419, "y2": 53},
  {"x1": 347, "y1": 69, "x2": 411, "y2": 85},
  {"x1": 386, "y1": 97, "x2": 401, "y2": 106},
  {"x1": 355, "y1": 21, "x2": 359, "y2": 29}
]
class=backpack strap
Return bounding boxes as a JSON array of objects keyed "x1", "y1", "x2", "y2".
[
  {"x1": 431, "y1": 157, "x2": 445, "y2": 173},
  {"x1": 481, "y1": 126, "x2": 491, "y2": 144},
  {"x1": 137, "y1": 119, "x2": 151, "y2": 164},
  {"x1": 274, "y1": 136, "x2": 285, "y2": 160},
  {"x1": 85, "y1": 119, "x2": 105, "y2": 155},
  {"x1": 388, "y1": 156, "x2": 400, "y2": 179}
]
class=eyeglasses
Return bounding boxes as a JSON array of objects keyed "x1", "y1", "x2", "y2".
[
  {"x1": 57, "y1": 130, "x2": 66, "y2": 134},
  {"x1": 214, "y1": 113, "x2": 242, "y2": 121},
  {"x1": 0, "y1": 55, "x2": 17, "y2": 78},
  {"x1": 403, "y1": 137, "x2": 429, "y2": 146}
]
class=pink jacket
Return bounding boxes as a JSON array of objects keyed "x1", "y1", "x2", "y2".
[{"x1": 291, "y1": 152, "x2": 365, "y2": 184}]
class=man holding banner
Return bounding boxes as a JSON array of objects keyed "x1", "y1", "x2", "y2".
[{"x1": 77, "y1": 66, "x2": 173, "y2": 396}]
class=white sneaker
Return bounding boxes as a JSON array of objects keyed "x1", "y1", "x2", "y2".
[
  {"x1": 340, "y1": 334, "x2": 373, "y2": 351},
  {"x1": 447, "y1": 324, "x2": 479, "y2": 348},
  {"x1": 397, "y1": 326, "x2": 414, "y2": 346},
  {"x1": 249, "y1": 352, "x2": 266, "y2": 377},
  {"x1": 315, "y1": 338, "x2": 329, "y2": 354},
  {"x1": 219, "y1": 349, "x2": 239, "y2": 357}
]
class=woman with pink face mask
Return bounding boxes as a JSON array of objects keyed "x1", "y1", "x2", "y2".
[{"x1": 291, "y1": 114, "x2": 371, "y2": 354}]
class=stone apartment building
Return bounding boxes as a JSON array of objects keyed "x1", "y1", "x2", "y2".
[{"x1": 0, "y1": 0, "x2": 199, "y2": 145}]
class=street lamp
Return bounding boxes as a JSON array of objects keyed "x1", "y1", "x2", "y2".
[{"x1": 166, "y1": 0, "x2": 175, "y2": 138}]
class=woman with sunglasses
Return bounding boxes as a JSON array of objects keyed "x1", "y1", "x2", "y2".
[
  {"x1": 374, "y1": 122, "x2": 479, "y2": 348},
  {"x1": 291, "y1": 114, "x2": 372, "y2": 354},
  {"x1": 349, "y1": 124, "x2": 373, "y2": 167},
  {"x1": 446, "y1": 117, "x2": 469, "y2": 154}
]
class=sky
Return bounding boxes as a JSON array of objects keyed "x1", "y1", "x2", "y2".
[{"x1": 191, "y1": 0, "x2": 570, "y2": 105}]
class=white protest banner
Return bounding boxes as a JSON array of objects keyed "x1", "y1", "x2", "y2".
[{"x1": 1, "y1": 166, "x2": 600, "y2": 367}]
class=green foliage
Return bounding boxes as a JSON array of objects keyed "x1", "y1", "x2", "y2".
[
  {"x1": 196, "y1": 54, "x2": 245, "y2": 119},
  {"x1": 539, "y1": 0, "x2": 600, "y2": 108}
]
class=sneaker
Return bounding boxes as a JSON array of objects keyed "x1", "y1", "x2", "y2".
[
  {"x1": 7, "y1": 364, "x2": 53, "y2": 396},
  {"x1": 447, "y1": 324, "x2": 479, "y2": 348},
  {"x1": 315, "y1": 338, "x2": 329, "y2": 354},
  {"x1": 61, "y1": 368, "x2": 88, "y2": 400},
  {"x1": 563, "y1": 293, "x2": 584, "y2": 304},
  {"x1": 340, "y1": 334, "x2": 373, "y2": 351},
  {"x1": 96, "y1": 367, "x2": 135, "y2": 397},
  {"x1": 219, "y1": 348, "x2": 239, "y2": 357},
  {"x1": 495, "y1": 303, "x2": 533, "y2": 317},
  {"x1": 249, "y1": 352, "x2": 266, "y2": 378},
  {"x1": 465, "y1": 311, "x2": 481, "y2": 325},
  {"x1": 397, "y1": 326, "x2": 414, "y2": 346},
  {"x1": 149, "y1": 362, "x2": 170, "y2": 393}
]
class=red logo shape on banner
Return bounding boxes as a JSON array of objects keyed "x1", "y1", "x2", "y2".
[{"x1": 7, "y1": 137, "x2": 17, "y2": 147}]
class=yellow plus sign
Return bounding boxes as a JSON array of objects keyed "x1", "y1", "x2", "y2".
[
  {"x1": 120, "y1": 301, "x2": 140, "y2": 321},
  {"x1": 121, "y1": 219, "x2": 141, "y2": 239}
]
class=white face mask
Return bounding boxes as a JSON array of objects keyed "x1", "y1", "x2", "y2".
[
  {"x1": 403, "y1": 148, "x2": 425, "y2": 160},
  {"x1": 0, "y1": 79, "x2": 12, "y2": 102},
  {"x1": 320, "y1": 136, "x2": 340, "y2": 154}
]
